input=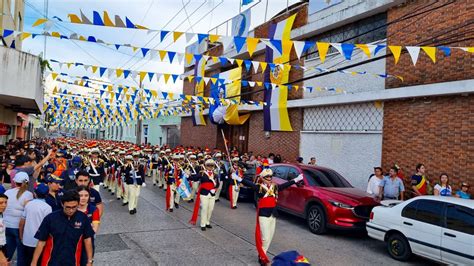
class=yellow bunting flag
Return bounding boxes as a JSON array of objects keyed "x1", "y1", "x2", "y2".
[
  {"x1": 235, "y1": 59, "x2": 243, "y2": 67},
  {"x1": 91, "y1": 66, "x2": 98, "y2": 73},
  {"x1": 355, "y1": 44, "x2": 371, "y2": 58},
  {"x1": 209, "y1": 34, "x2": 220, "y2": 43},
  {"x1": 421, "y1": 46, "x2": 436, "y2": 63},
  {"x1": 68, "y1": 14, "x2": 82, "y2": 23},
  {"x1": 32, "y1": 18, "x2": 48, "y2": 27},
  {"x1": 316, "y1": 42, "x2": 330, "y2": 63},
  {"x1": 246, "y1": 37, "x2": 259, "y2": 57},
  {"x1": 173, "y1": 31, "x2": 184, "y2": 42},
  {"x1": 185, "y1": 53, "x2": 194, "y2": 65},
  {"x1": 388, "y1": 46, "x2": 402, "y2": 64},
  {"x1": 116, "y1": 69, "x2": 124, "y2": 78},
  {"x1": 102, "y1": 11, "x2": 115, "y2": 27},
  {"x1": 139, "y1": 72, "x2": 147, "y2": 83},
  {"x1": 159, "y1": 50, "x2": 167, "y2": 61},
  {"x1": 163, "y1": 74, "x2": 170, "y2": 83}
]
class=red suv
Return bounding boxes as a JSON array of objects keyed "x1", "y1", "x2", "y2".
[{"x1": 267, "y1": 163, "x2": 379, "y2": 234}]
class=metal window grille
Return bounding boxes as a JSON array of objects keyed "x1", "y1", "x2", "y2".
[{"x1": 303, "y1": 102, "x2": 383, "y2": 132}]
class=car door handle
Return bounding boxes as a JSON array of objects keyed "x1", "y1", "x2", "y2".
[
  {"x1": 444, "y1": 232, "x2": 456, "y2": 238},
  {"x1": 403, "y1": 222, "x2": 413, "y2": 226}
]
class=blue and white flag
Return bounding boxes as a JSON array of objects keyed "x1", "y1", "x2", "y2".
[
  {"x1": 177, "y1": 174, "x2": 192, "y2": 199},
  {"x1": 231, "y1": 8, "x2": 251, "y2": 37}
]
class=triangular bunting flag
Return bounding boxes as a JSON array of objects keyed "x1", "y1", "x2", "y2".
[{"x1": 406, "y1": 46, "x2": 421, "y2": 66}]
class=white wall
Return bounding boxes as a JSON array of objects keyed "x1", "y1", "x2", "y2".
[
  {"x1": 0, "y1": 46, "x2": 43, "y2": 111},
  {"x1": 300, "y1": 131, "x2": 382, "y2": 190}
]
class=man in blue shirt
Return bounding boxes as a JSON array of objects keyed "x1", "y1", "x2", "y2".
[
  {"x1": 45, "y1": 175, "x2": 63, "y2": 212},
  {"x1": 378, "y1": 167, "x2": 405, "y2": 200},
  {"x1": 31, "y1": 190, "x2": 95, "y2": 266}
]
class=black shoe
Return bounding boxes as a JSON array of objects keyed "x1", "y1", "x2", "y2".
[
  {"x1": 215, "y1": 199, "x2": 220, "y2": 202},
  {"x1": 175, "y1": 203, "x2": 179, "y2": 209},
  {"x1": 122, "y1": 202, "x2": 128, "y2": 206},
  {"x1": 187, "y1": 199, "x2": 194, "y2": 203},
  {"x1": 159, "y1": 185, "x2": 163, "y2": 189},
  {"x1": 232, "y1": 206, "x2": 237, "y2": 209},
  {"x1": 111, "y1": 192, "x2": 114, "y2": 195},
  {"x1": 201, "y1": 227, "x2": 206, "y2": 231},
  {"x1": 153, "y1": 184, "x2": 156, "y2": 186},
  {"x1": 169, "y1": 209, "x2": 173, "y2": 212},
  {"x1": 129, "y1": 210, "x2": 134, "y2": 215},
  {"x1": 206, "y1": 224, "x2": 212, "y2": 229},
  {"x1": 117, "y1": 198, "x2": 121, "y2": 200}
]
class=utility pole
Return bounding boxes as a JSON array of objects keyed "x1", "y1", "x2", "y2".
[{"x1": 136, "y1": 80, "x2": 143, "y2": 145}]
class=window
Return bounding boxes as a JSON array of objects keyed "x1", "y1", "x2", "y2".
[
  {"x1": 305, "y1": 13, "x2": 387, "y2": 60},
  {"x1": 446, "y1": 205, "x2": 474, "y2": 235},
  {"x1": 270, "y1": 166, "x2": 288, "y2": 180},
  {"x1": 401, "y1": 201, "x2": 419, "y2": 220},
  {"x1": 287, "y1": 168, "x2": 300, "y2": 180},
  {"x1": 302, "y1": 169, "x2": 352, "y2": 188},
  {"x1": 403, "y1": 200, "x2": 444, "y2": 226}
]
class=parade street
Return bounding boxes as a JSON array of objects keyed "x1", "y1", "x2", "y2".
[{"x1": 94, "y1": 184, "x2": 435, "y2": 266}]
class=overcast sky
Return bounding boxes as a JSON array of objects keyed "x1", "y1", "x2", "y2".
[{"x1": 22, "y1": 0, "x2": 301, "y2": 95}]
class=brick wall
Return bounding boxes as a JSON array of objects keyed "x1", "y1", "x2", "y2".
[
  {"x1": 382, "y1": 0, "x2": 474, "y2": 193},
  {"x1": 180, "y1": 116, "x2": 218, "y2": 148},
  {"x1": 382, "y1": 95, "x2": 474, "y2": 192},
  {"x1": 385, "y1": 0, "x2": 474, "y2": 89},
  {"x1": 248, "y1": 108, "x2": 302, "y2": 162}
]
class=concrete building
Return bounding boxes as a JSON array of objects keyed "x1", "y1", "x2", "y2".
[
  {"x1": 180, "y1": 0, "x2": 473, "y2": 190},
  {"x1": 97, "y1": 116, "x2": 181, "y2": 147},
  {"x1": 0, "y1": 0, "x2": 43, "y2": 144}
]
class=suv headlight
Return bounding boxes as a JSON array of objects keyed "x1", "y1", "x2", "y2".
[{"x1": 329, "y1": 200, "x2": 353, "y2": 209}]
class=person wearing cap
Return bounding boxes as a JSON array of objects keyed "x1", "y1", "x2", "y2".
[
  {"x1": 19, "y1": 183, "x2": 52, "y2": 266},
  {"x1": 229, "y1": 157, "x2": 244, "y2": 209},
  {"x1": 123, "y1": 154, "x2": 145, "y2": 214},
  {"x1": 45, "y1": 174, "x2": 64, "y2": 212},
  {"x1": 165, "y1": 155, "x2": 182, "y2": 212},
  {"x1": 455, "y1": 182, "x2": 471, "y2": 199},
  {"x1": 3, "y1": 172, "x2": 34, "y2": 262},
  {"x1": 160, "y1": 150, "x2": 171, "y2": 190},
  {"x1": 52, "y1": 149, "x2": 68, "y2": 178},
  {"x1": 213, "y1": 153, "x2": 227, "y2": 202},
  {"x1": 61, "y1": 156, "x2": 84, "y2": 191},
  {"x1": 151, "y1": 149, "x2": 161, "y2": 187},
  {"x1": 86, "y1": 148, "x2": 106, "y2": 192},
  {"x1": 239, "y1": 168, "x2": 304, "y2": 265},
  {"x1": 188, "y1": 154, "x2": 202, "y2": 202},
  {"x1": 14, "y1": 149, "x2": 53, "y2": 192},
  {"x1": 189, "y1": 159, "x2": 220, "y2": 231},
  {"x1": 115, "y1": 151, "x2": 127, "y2": 201}
]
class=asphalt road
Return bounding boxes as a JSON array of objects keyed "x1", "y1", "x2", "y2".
[{"x1": 94, "y1": 181, "x2": 436, "y2": 266}]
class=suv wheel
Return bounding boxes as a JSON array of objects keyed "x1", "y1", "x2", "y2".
[
  {"x1": 387, "y1": 233, "x2": 412, "y2": 261},
  {"x1": 307, "y1": 205, "x2": 326, "y2": 234}
]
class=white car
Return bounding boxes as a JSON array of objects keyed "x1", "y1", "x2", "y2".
[{"x1": 366, "y1": 196, "x2": 473, "y2": 265}]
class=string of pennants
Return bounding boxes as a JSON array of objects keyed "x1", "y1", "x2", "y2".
[
  {"x1": 49, "y1": 74, "x2": 269, "y2": 107},
  {"x1": 2, "y1": 27, "x2": 472, "y2": 67},
  {"x1": 48, "y1": 66, "x2": 341, "y2": 95},
  {"x1": 49, "y1": 58, "x2": 403, "y2": 83},
  {"x1": 31, "y1": 11, "x2": 474, "y2": 65}
]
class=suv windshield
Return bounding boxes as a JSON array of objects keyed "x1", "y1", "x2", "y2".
[{"x1": 303, "y1": 168, "x2": 352, "y2": 188}]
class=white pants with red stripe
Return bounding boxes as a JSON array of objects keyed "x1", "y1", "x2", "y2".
[{"x1": 259, "y1": 215, "x2": 276, "y2": 253}]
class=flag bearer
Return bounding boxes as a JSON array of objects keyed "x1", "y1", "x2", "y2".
[
  {"x1": 189, "y1": 159, "x2": 219, "y2": 231},
  {"x1": 239, "y1": 169, "x2": 304, "y2": 265}
]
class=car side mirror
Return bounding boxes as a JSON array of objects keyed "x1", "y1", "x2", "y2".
[{"x1": 296, "y1": 181, "x2": 304, "y2": 187}]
